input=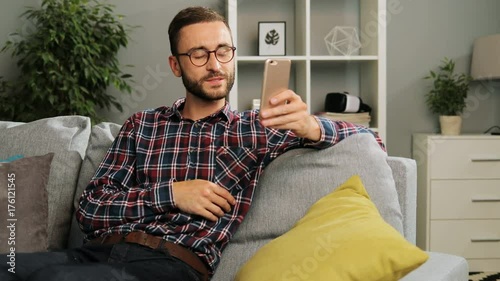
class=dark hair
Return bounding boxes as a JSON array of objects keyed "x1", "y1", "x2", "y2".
[{"x1": 168, "y1": 6, "x2": 232, "y2": 55}]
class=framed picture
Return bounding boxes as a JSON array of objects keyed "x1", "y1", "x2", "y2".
[{"x1": 258, "y1": 21, "x2": 286, "y2": 56}]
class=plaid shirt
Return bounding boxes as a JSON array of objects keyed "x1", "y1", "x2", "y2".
[{"x1": 77, "y1": 98, "x2": 383, "y2": 274}]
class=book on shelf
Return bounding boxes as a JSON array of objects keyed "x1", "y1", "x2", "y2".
[{"x1": 315, "y1": 111, "x2": 371, "y2": 128}]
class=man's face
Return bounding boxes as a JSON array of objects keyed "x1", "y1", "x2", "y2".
[{"x1": 175, "y1": 22, "x2": 235, "y2": 102}]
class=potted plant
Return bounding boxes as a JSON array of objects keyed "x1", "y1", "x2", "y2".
[
  {"x1": 424, "y1": 57, "x2": 471, "y2": 135},
  {"x1": 0, "y1": 0, "x2": 136, "y2": 123}
]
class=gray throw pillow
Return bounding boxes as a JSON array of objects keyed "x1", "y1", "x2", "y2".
[{"x1": 0, "y1": 153, "x2": 54, "y2": 253}]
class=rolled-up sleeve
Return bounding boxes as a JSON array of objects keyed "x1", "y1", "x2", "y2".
[{"x1": 304, "y1": 116, "x2": 385, "y2": 151}]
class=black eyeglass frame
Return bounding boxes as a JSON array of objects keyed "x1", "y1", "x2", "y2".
[{"x1": 176, "y1": 46, "x2": 237, "y2": 67}]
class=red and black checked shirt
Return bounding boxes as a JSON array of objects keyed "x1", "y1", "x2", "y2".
[{"x1": 77, "y1": 98, "x2": 383, "y2": 274}]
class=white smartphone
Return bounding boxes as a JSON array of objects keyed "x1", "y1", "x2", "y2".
[{"x1": 259, "y1": 58, "x2": 291, "y2": 117}]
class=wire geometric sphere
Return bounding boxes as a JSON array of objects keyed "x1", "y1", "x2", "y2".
[{"x1": 324, "y1": 26, "x2": 361, "y2": 56}]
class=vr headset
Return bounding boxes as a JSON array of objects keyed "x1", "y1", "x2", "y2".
[{"x1": 324, "y1": 92, "x2": 372, "y2": 113}]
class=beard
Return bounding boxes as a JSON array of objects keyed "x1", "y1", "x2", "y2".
[{"x1": 181, "y1": 69, "x2": 235, "y2": 102}]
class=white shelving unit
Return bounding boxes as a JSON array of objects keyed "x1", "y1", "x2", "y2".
[{"x1": 226, "y1": 0, "x2": 387, "y2": 141}]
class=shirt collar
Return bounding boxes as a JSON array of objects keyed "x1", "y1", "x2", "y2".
[{"x1": 167, "y1": 97, "x2": 235, "y2": 123}]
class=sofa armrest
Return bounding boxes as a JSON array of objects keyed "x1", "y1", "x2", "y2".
[{"x1": 387, "y1": 156, "x2": 417, "y2": 244}]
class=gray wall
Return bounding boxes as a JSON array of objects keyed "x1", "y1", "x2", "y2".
[
  {"x1": 1, "y1": 0, "x2": 500, "y2": 158},
  {"x1": 387, "y1": 0, "x2": 500, "y2": 157},
  {"x1": 0, "y1": 0, "x2": 39, "y2": 80}
]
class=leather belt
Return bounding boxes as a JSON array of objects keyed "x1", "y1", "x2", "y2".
[{"x1": 90, "y1": 232, "x2": 209, "y2": 281}]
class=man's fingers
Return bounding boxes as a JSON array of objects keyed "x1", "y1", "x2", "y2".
[
  {"x1": 262, "y1": 100, "x2": 306, "y2": 121},
  {"x1": 205, "y1": 203, "x2": 225, "y2": 218},
  {"x1": 269, "y1": 90, "x2": 297, "y2": 106},
  {"x1": 211, "y1": 185, "x2": 236, "y2": 205},
  {"x1": 199, "y1": 208, "x2": 219, "y2": 222},
  {"x1": 210, "y1": 193, "x2": 232, "y2": 213},
  {"x1": 172, "y1": 180, "x2": 236, "y2": 222},
  {"x1": 199, "y1": 184, "x2": 234, "y2": 216},
  {"x1": 191, "y1": 197, "x2": 224, "y2": 221},
  {"x1": 262, "y1": 111, "x2": 303, "y2": 128}
]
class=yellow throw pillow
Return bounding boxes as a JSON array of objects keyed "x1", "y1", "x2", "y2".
[{"x1": 235, "y1": 175, "x2": 428, "y2": 281}]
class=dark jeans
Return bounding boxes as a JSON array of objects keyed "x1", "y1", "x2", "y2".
[{"x1": 0, "y1": 242, "x2": 202, "y2": 281}]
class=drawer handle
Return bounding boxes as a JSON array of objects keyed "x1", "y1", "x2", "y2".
[
  {"x1": 470, "y1": 156, "x2": 500, "y2": 162},
  {"x1": 471, "y1": 198, "x2": 500, "y2": 202},
  {"x1": 471, "y1": 238, "x2": 500, "y2": 243}
]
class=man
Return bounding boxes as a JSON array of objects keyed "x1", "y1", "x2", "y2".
[{"x1": 1, "y1": 6, "x2": 383, "y2": 281}]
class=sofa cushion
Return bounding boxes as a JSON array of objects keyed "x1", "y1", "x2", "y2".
[
  {"x1": 73, "y1": 122, "x2": 123, "y2": 209},
  {"x1": 214, "y1": 133, "x2": 405, "y2": 279},
  {"x1": 235, "y1": 175, "x2": 428, "y2": 281},
  {"x1": 0, "y1": 116, "x2": 91, "y2": 250},
  {"x1": 231, "y1": 133, "x2": 404, "y2": 243},
  {"x1": 0, "y1": 153, "x2": 54, "y2": 253},
  {"x1": 67, "y1": 122, "x2": 122, "y2": 248}
]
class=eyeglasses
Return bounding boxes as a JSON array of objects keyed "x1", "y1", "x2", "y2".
[{"x1": 177, "y1": 46, "x2": 236, "y2": 67}]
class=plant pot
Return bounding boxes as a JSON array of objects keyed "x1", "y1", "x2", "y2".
[{"x1": 439, "y1": 115, "x2": 462, "y2": 135}]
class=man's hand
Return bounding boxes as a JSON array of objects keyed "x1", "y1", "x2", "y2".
[
  {"x1": 172, "y1": 180, "x2": 236, "y2": 222},
  {"x1": 259, "y1": 90, "x2": 321, "y2": 141}
]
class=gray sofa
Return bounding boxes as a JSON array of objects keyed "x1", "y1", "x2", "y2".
[{"x1": 0, "y1": 116, "x2": 468, "y2": 280}]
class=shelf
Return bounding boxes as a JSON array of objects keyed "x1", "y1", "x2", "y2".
[
  {"x1": 310, "y1": 56, "x2": 378, "y2": 61},
  {"x1": 227, "y1": 0, "x2": 387, "y2": 141},
  {"x1": 236, "y1": 56, "x2": 379, "y2": 62},
  {"x1": 236, "y1": 56, "x2": 308, "y2": 62}
]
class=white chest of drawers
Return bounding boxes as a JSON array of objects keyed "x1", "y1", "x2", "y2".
[{"x1": 412, "y1": 134, "x2": 500, "y2": 271}]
